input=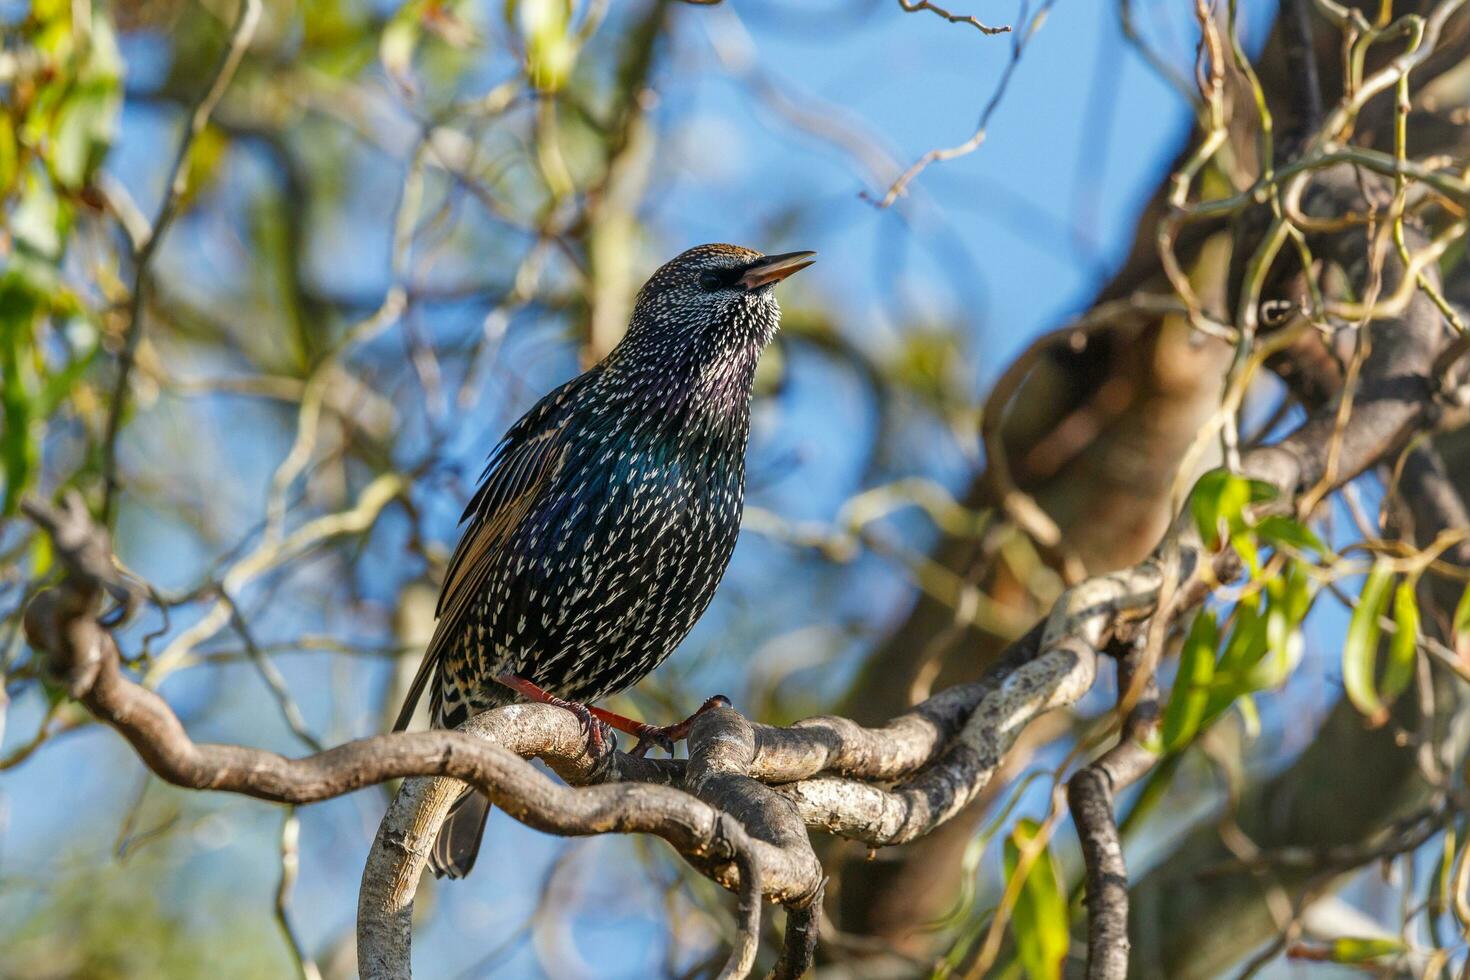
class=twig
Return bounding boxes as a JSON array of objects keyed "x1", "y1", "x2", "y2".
[
  {"x1": 100, "y1": 0, "x2": 263, "y2": 523},
  {"x1": 896, "y1": 0, "x2": 1009, "y2": 36},
  {"x1": 276, "y1": 808, "x2": 324, "y2": 980},
  {"x1": 871, "y1": 0, "x2": 1054, "y2": 207}
]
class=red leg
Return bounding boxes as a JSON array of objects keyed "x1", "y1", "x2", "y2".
[
  {"x1": 495, "y1": 676, "x2": 732, "y2": 759},
  {"x1": 494, "y1": 674, "x2": 615, "y2": 757},
  {"x1": 590, "y1": 695, "x2": 733, "y2": 758}
]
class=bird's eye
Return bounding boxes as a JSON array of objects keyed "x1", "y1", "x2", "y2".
[{"x1": 698, "y1": 270, "x2": 724, "y2": 291}]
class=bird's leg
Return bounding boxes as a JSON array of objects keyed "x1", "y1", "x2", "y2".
[
  {"x1": 494, "y1": 674, "x2": 616, "y2": 759},
  {"x1": 589, "y1": 695, "x2": 733, "y2": 758}
]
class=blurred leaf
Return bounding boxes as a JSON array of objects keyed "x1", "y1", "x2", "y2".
[
  {"x1": 1299, "y1": 937, "x2": 1406, "y2": 964},
  {"x1": 51, "y1": 80, "x2": 120, "y2": 190},
  {"x1": 48, "y1": 11, "x2": 124, "y2": 189},
  {"x1": 886, "y1": 327, "x2": 967, "y2": 409},
  {"x1": 1162, "y1": 610, "x2": 1217, "y2": 752},
  {"x1": 0, "y1": 113, "x2": 18, "y2": 196},
  {"x1": 1343, "y1": 562, "x2": 1394, "y2": 724},
  {"x1": 11, "y1": 167, "x2": 69, "y2": 261},
  {"x1": 178, "y1": 124, "x2": 228, "y2": 211},
  {"x1": 1218, "y1": 598, "x2": 1266, "y2": 674},
  {"x1": 3, "y1": 844, "x2": 292, "y2": 976},
  {"x1": 514, "y1": 0, "x2": 576, "y2": 92},
  {"x1": 1190, "y1": 470, "x2": 1276, "y2": 550},
  {"x1": 1230, "y1": 527, "x2": 1260, "y2": 577},
  {"x1": 380, "y1": 1, "x2": 425, "y2": 90},
  {"x1": 1330, "y1": 937, "x2": 1404, "y2": 963},
  {"x1": 30, "y1": 523, "x2": 54, "y2": 578},
  {"x1": 1205, "y1": 598, "x2": 1266, "y2": 719},
  {"x1": 37, "y1": 326, "x2": 98, "y2": 416},
  {"x1": 1235, "y1": 692, "x2": 1260, "y2": 737},
  {"x1": 1283, "y1": 559, "x2": 1315, "y2": 621},
  {"x1": 1382, "y1": 580, "x2": 1419, "y2": 701},
  {"x1": 1003, "y1": 819, "x2": 1067, "y2": 980},
  {"x1": 1454, "y1": 583, "x2": 1470, "y2": 665},
  {"x1": 1251, "y1": 562, "x2": 1312, "y2": 690},
  {"x1": 302, "y1": 0, "x2": 380, "y2": 77},
  {"x1": 1254, "y1": 514, "x2": 1327, "y2": 556},
  {"x1": 0, "y1": 277, "x2": 40, "y2": 514},
  {"x1": 1190, "y1": 471, "x2": 1241, "y2": 550}
]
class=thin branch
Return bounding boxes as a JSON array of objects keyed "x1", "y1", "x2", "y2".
[
  {"x1": 897, "y1": 0, "x2": 1010, "y2": 36},
  {"x1": 100, "y1": 0, "x2": 263, "y2": 523},
  {"x1": 870, "y1": 0, "x2": 1051, "y2": 207},
  {"x1": 275, "y1": 807, "x2": 324, "y2": 980}
]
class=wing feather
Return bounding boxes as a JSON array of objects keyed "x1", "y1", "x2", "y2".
[{"x1": 392, "y1": 369, "x2": 599, "y2": 732}]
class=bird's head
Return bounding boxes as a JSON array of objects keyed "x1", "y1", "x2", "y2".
[{"x1": 616, "y1": 244, "x2": 815, "y2": 374}]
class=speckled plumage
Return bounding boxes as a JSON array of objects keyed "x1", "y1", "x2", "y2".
[{"x1": 393, "y1": 244, "x2": 810, "y2": 878}]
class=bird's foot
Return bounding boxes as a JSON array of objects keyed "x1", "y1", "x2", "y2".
[
  {"x1": 568, "y1": 702, "x2": 617, "y2": 760},
  {"x1": 590, "y1": 694, "x2": 733, "y2": 758},
  {"x1": 494, "y1": 674, "x2": 616, "y2": 760}
]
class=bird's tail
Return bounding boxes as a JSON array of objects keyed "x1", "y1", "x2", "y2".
[{"x1": 429, "y1": 788, "x2": 492, "y2": 879}]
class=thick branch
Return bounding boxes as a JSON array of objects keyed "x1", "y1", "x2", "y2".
[{"x1": 1068, "y1": 647, "x2": 1161, "y2": 980}]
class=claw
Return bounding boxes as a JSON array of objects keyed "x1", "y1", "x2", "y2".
[
  {"x1": 563, "y1": 700, "x2": 618, "y2": 759},
  {"x1": 630, "y1": 730, "x2": 676, "y2": 758},
  {"x1": 494, "y1": 675, "x2": 728, "y2": 761},
  {"x1": 494, "y1": 673, "x2": 615, "y2": 760},
  {"x1": 612, "y1": 694, "x2": 733, "y2": 758}
]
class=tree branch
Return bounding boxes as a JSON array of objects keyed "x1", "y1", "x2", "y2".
[{"x1": 1067, "y1": 644, "x2": 1161, "y2": 980}]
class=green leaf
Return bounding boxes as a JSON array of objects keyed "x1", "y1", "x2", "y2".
[
  {"x1": 1235, "y1": 692, "x2": 1260, "y2": 738},
  {"x1": 0, "y1": 113, "x2": 18, "y2": 196},
  {"x1": 379, "y1": 0, "x2": 424, "y2": 89},
  {"x1": 1190, "y1": 470, "x2": 1277, "y2": 550},
  {"x1": 51, "y1": 79, "x2": 120, "y2": 189},
  {"x1": 1282, "y1": 559, "x2": 1315, "y2": 622},
  {"x1": 1230, "y1": 528, "x2": 1261, "y2": 577},
  {"x1": 11, "y1": 167, "x2": 68, "y2": 261},
  {"x1": 1382, "y1": 581, "x2": 1420, "y2": 701},
  {"x1": 1325, "y1": 937, "x2": 1406, "y2": 964},
  {"x1": 515, "y1": 0, "x2": 576, "y2": 92},
  {"x1": 1204, "y1": 598, "x2": 1267, "y2": 717},
  {"x1": 1453, "y1": 583, "x2": 1470, "y2": 664},
  {"x1": 36, "y1": 323, "x2": 97, "y2": 417},
  {"x1": 0, "y1": 277, "x2": 40, "y2": 514},
  {"x1": 1162, "y1": 610, "x2": 1218, "y2": 752},
  {"x1": 1343, "y1": 563, "x2": 1395, "y2": 723},
  {"x1": 1250, "y1": 563, "x2": 1313, "y2": 690},
  {"x1": 47, "y1": 13, "x2": 123, "y2": 189},
  {"x1": 1253, "y1": 514, "x2": 1327, "y2": 556},
  {"x1": 1256, "y1": 592, "x2": 1301, "y2": 690},
  {"x1": 1004, "y1": 819, "x2": 1068, "y2": 980},
  {"x1": 1218, "y1": 598, "x2": 1267, "y2": 673},
  {"x1": 1190, "y1": 471, "x2": 1242, "y2": 550}
]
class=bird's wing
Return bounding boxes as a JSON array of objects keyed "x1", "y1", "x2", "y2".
[{"x1": 392, "y1": 369, "x2": 599, "y2": 732}]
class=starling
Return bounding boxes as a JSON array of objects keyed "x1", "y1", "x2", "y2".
[{"x1": 394, "y1": 243, "x2": 814, "y2": 878}]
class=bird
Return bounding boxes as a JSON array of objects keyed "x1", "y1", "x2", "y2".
[{"x1": 393, "y1": 243, "x2": 814, "y2": 879}]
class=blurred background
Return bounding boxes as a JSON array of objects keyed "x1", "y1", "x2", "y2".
[{"x1": 4, "y1": 0, "x2": 1468, "y2": 977}]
